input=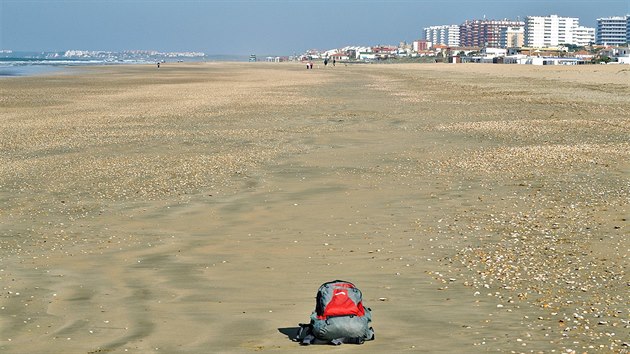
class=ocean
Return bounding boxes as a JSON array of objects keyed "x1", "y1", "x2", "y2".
[
  {"x1": 0, "y1": 57, "x2": 105, "y2": 77},
  {"x1": 0, "y1": 56, "x2": 152, "y2": 77},
  {"x1": 0, "y1": 52, "x2": 250, "y2": 78}
]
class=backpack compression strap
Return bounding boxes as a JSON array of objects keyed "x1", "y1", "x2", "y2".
[
  {"x1": 330, "y1": 337, "x2": 365, "y2": 345},
  {"x1": 297, "y1": 324, "x2": 327, "y2": 346}
]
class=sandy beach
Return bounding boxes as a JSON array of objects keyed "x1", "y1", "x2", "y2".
[{"x1": 1, "y1": 62, "x2": 628, "y2": 353}]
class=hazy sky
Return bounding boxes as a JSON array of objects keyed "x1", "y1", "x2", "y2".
[{"x1": 1, "y1": 0, "x2": 628, "y2": 55}]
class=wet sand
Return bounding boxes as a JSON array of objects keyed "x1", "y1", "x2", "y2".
[{"x1": 1, "y1": 62, "x2": 628, "y2": 353}]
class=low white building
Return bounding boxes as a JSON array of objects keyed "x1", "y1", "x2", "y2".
[
  {"x1": 527, "y1": 57, "x2": 586, "y2": 65},
  {"x1": 616, "y1": 47, "x2": 630, "y2": 64},
  {"x1": 358, "y1": 53, "x2": 377, "y2": 60},
  {"x1": 573, "y1": 26, "x2": 596, "y2": 46},
  {"x1": 601, "y1": 46, "x2": 630, "y2": 64},
  {"x1": 481, "y1": 48, "x2": 507, "y2": 56},
  {"x1": 329, "y1": 53, "x2": 350, "y2": 61},
  {"x1": 504, "y1": 54, "x2": 530, "y2": 64},
  {"x1": 352, "y1": 47, "x2": 373, "y2": 60}
]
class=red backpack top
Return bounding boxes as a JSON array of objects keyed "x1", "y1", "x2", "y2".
[{"x1": 315, "y1": 280, "x2": 366, "y2": 320}]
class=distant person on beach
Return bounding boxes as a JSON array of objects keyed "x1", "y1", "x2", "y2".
[
  {"x1": 333, "y1": 58, "x2": 336, "y2": 66},
  {"x1": 157, "y1": 62, "x2": 160, "y2": 68},
  {"x1": 324, "y1": 58, "x2": 328, "y2": 66}
]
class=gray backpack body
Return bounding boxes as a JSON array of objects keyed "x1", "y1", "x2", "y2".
[{"x1": 297, "y1": 280, "x2": 374, "y2": 345}]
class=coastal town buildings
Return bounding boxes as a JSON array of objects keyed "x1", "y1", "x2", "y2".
[
  {"x1": 57, "y1": 50, "x2": 206, "y2": 62},
  {"x1": 372, "y1": 45, "x2": 399, "y2": 59},
  {"x1": 459, "y1": 19, "x2": 525, "y2": 48},
  {"x1": 596, "y1": 15, "x2": 630, "y2": 45},
  {"x1": 424, "y1": 25, "x2": 460, "y2": 47},
  {"x1": 302, "y1": 12, "x2": 630, "y2": 66},
  {"x1": 398, "y1": 41, "x2": 413, "y2": 56}
]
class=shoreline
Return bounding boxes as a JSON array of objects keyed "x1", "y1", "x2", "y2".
[
  {"x1": 0, "y1": 57, "x2": 244, "y2": 78},
  {"x1": 5, "y1": 56, "x2": 630, "y2": 78}
]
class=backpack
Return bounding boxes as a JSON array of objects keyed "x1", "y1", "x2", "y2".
[{"x1": 296, "y1": 280, "x2": 374, "y2": 345}]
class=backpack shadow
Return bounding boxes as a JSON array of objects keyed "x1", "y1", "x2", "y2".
[{"x1": 277, "y1": 327, "x2": 301, "y2": 341}]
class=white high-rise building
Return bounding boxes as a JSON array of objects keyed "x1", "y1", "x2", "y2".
[
  {"x1": 596, "y1": 15, "x2": 630, "y2": 45},
  {"x1": 424, "y1": 25, "x2": 460, "y2": 47},
  {"x1": 525, "y1": 15, "x2": 582, "y2": 47}
]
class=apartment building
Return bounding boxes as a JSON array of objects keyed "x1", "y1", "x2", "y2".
[
  {"x1": 525, "y1": 15, "x2": 582, "y2": 47},
  {"x1": 596, "y1": 15, "x2": 630, "y2": 45},
  {"x1": 459, "y1": 19, "x2": 525, "y2": 48},
  {"x1": 500, "y1": 26, "x2": 525, "y2": 48},
  {"x1": 413, "y1": 39, "x2": 430, "y2": 52},
  {"x1": 424, "y1": 25, "x2": 460, "y2": 47},
  {"x1": 573, "y1": 26, "x2": 596, "y2": 46}
]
